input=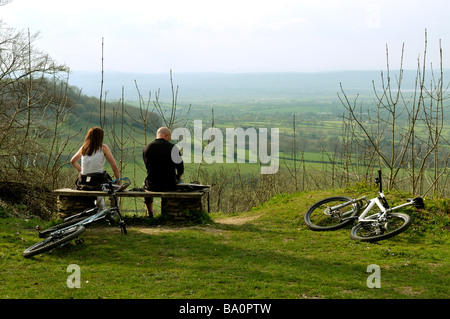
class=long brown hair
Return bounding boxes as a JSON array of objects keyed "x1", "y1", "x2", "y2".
[{"x1": 81, "y1": 127, "x2": 104, "y2": 156}]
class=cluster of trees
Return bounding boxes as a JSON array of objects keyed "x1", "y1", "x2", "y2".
[
  {"x1": 338, "y1": 33, "x2": 449, "y2": 197},
  {"x1": 0, "y1": 23, "x2": 163, "y2": 217},
  {"x1": 0, "y1": 21, "x2": 448, "y2": 218},
  {"x1": 0, "y1": 22, "x2": 74, "y2": 216},
  {"x1": 0, "y1": 23, "x2": 72, "y2": 184}
]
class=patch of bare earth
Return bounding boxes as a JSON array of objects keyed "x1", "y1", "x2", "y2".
[
  {"x1": 134, "y1": 214, "x2": 261, "y2": 235},
  {"x1": 214, "y1": 214, "x2": 261, "y2": 225}
]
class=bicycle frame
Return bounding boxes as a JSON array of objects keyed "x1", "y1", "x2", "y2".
[
  {"x1": 49, "y1": 207, "x2": 118, "y2": 238},
  {"x1": 327, "y1": 169, "x2": 418, "y2": 224},
  {"x1": 353, "y1": 192, "x2": 415, "y2": 223}
]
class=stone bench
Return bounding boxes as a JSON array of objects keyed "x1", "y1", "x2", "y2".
[{"x1": 53, "y1": 188, "x2": 210, "y2": 222}]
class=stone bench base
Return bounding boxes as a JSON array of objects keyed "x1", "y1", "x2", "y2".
[
  {"x1": 53, "y1": 189, "x2": 209, "y2": 223},
  {"x1": 57, "y1": 195, "x2": 96, "y2": 219},
  {"x1": 161, "y1": 197, "x2": 203, "y2": 222}
]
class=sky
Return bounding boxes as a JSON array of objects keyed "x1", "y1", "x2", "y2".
[{"x1": 1, "y1": 0, "x2": 450, "y2": 74}]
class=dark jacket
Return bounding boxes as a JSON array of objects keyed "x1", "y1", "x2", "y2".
[{"x1": 143, "y1": 138, "x2": 184, "y2": 191}]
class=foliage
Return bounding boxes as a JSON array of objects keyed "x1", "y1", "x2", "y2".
[{"x1": 338, "y1": 31, "x2": 449, "y2": 196}]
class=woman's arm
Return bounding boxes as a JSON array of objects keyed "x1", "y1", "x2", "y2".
[
  {"x1": 103, "y1": 144, "x2": 120, "y2": 180},
  {"x1": 70, "y1": 147, "x2": 83, "y2": 173}
]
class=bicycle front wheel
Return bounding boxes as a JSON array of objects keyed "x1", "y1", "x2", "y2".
[
  {"x1": 23, "y1": 225, "x2": 86, "y2": 258},
  {"x1": 304, "y1": 196, "x2": 359, "y2": 231},
  {"x1": 350, "y1": 213, "x2": 411, "y2": 242}
]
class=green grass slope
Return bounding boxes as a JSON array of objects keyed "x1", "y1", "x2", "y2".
[{"x1": 0, "y1": 188, "x2": 448, "y2": 299}]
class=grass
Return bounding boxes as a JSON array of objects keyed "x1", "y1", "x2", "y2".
[{"x1": 0, "y1": 188, "x2": 448, "y2": 299}]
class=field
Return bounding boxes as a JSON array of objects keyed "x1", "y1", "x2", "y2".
[
  {"x1": 40, "y1": 72, "x2": 447, "y2": 219},
  {"x1": 1, "y1": 26, "x2": 449, "y2": 311},
  {"x1": 0, "y1": 73, "x2": 448, "y2": 315}
]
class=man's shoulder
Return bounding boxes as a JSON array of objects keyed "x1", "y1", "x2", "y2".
[
  {"x1": 144, "y1": 139, "x2": 175, "y2": 151},
  {"x1": 155, "y1": 139, "x2": 174, "y2": 147},
  {"x1": 145, "y1": 139, "x2": 164, "y2": 147}
]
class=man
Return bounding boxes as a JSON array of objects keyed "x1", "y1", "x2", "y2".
[{"x1": 143, "y1": 127, "x2": 184, "y2": 217}]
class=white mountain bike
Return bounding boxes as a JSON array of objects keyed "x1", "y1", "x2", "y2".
[{"x1": 304, "y1": 170, "x2": 424, "y2": 242}]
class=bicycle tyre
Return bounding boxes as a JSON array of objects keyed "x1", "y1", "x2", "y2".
[
  {"x1": 39, "y1": 207, "x2": 97, "y2": 238},
  {"x1": 38, "y1": 217, "x2": 90, "y2": 238},
  {"x1": 350, "y1": 212, "x2": 411, "y2": 242},
  {"x1": 23, "y1": 225, "x2": 86, "y2": 258},
  {"x1": 304, "y1": 196, "x2": 359, "y2": 231}
]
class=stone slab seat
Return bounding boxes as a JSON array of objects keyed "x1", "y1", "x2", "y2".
[{"x1": 52, "y1": 187, "x2": 210, "y2": 222}]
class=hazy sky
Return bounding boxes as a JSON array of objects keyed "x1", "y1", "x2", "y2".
[{"x1": 2, "y1": 0, "x2": 449, "y2": 73}]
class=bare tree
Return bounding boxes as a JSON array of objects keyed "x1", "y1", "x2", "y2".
[
  {"x1": 338, "y1": 30, "x2": 449, "y2": 196},
  {"x1": 152, "y1": 69, "x2": 191, "y2": 130}
]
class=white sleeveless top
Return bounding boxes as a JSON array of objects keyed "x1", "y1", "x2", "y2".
[{"x1": 81, "y1": 147, "x2": 105, "y2": 175}]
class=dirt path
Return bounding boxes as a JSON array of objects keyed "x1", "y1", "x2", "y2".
[{"x1": 134, "y1": 214, "x2": 262, "y2": 235}]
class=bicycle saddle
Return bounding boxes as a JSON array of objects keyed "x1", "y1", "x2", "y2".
[{"x1": 408, "y1": 197, "x2": 424, "y2": 209}]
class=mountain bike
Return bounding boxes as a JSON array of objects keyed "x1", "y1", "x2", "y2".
[
  {"x1": 22, "y1": 178, "x2": 130, "y2": 258},
  {"x1": 304, "y1": 171, "x2": 424, "y2": 242}
]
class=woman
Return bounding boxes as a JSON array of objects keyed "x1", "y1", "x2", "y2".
[{"x1": 70, "y1": 127, "x2": 120, "y2": 209}]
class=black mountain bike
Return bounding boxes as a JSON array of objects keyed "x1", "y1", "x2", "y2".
[{"x1": 22, "y1": 178, "x2": 130, "y2": 258}]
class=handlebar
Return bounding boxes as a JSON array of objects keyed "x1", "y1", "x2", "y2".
[{"x1": 101, "y1": 177, "x2": 131, "y2": 194}]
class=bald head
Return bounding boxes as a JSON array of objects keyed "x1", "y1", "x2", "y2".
[{"x1": 157, "y1": 127, "x2": 172, "y2": 141}]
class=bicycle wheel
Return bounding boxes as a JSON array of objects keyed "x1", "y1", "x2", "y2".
[
  {"x1": 23, "y1": 225, "x2": 86, "y2": 258},
  {"x1": 39, "y1": 208, "x2": 97, "y2": 238},
  {"x1": 106, "y1": 208, "x2": 127, "y2": 235},
  {"x1": 350, "y1": 213, "x2": 411, "y2": 242},
  {"x1": 304, "y1": 196, "x2": 359, "y2": 231},
  {"x1": 113, "y1": 214, "x2": 127, "y2": 235},
  {"x1": 38, "y1": 217, "x2": 89, "y2": 238}
]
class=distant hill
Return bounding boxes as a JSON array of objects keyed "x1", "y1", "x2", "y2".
[
  {"x1": 63, "y1": 82, "x2": 161, "y2": 132},
  {"x1": 68, "y1": 70, "x2": 426, "y2": 103}
]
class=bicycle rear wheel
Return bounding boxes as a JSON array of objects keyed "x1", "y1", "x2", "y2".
[
  {"x1": 38, "y1": 217, "x2": 89, "y2": 238},
  {"x1": 350, "y1": 213, "x2": 411, "y2": 242},
  {"x1": 304, "y1": 196, "x2": 359, "y2": 231},
  {"x1": 23, "y1": 225, "x2": 86, "y2": 258},
  {"x1": 39, "y1": 208, "x2": 97, "y2": 238}
]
